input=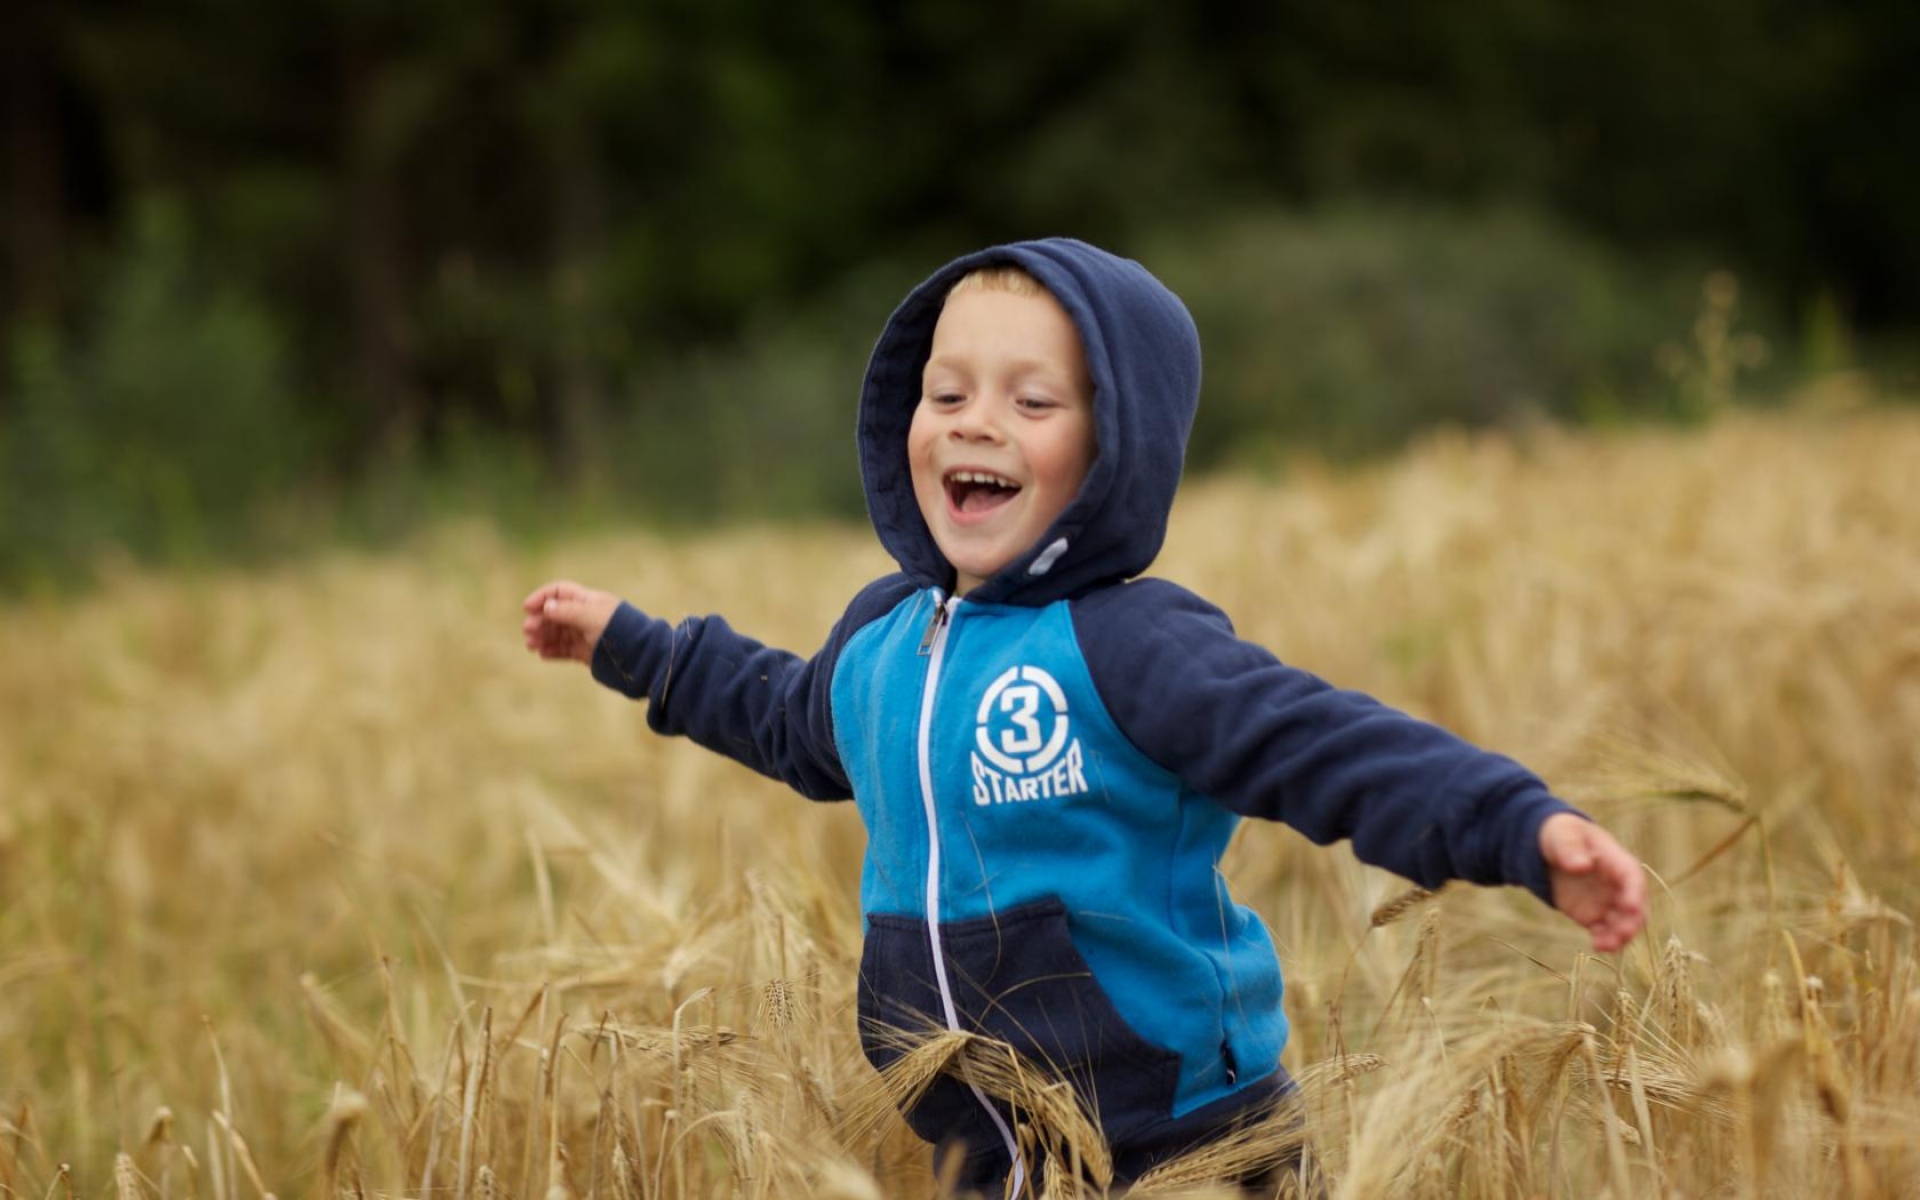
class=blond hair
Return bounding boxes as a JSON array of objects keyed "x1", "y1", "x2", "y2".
[{"x1": 945, "y1": 264, "x2": 1048, "y2": 302}]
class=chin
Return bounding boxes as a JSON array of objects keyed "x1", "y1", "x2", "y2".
[{"x1": 944, "y1": 550, "x2": 1011, "y2": 592}]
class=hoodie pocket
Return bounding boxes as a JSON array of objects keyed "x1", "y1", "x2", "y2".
[
  {"x1": 859, "y1": 898, "x2": 1182, "y2": 1146},
  {"x1": 857, "y1": 912, "x2": 991, "y2": 1148}
]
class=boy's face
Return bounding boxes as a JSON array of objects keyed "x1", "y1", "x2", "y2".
[{"x1": 909, "y1": 285, "x2": 1096, "y2": 596}]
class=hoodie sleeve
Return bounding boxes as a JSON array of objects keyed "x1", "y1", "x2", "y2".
[
  {"x1": 1070, "y1": 579, "x2": 1579, "y2": 904},
  {"x1": 589, "y1": 575, "x2": 915, "y2": 801}
]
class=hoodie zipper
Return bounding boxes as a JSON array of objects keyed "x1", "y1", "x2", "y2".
[
  {"x1": 916, "y1": 592, "x2": 950, "y2": 655},
  {"x1": 914, "y1": 589, "x2": 1027, "y2": 1193}
]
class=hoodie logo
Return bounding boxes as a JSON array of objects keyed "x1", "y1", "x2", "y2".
[{"x1": 971, "y1": 665, "x2": 1088, "y2": 806}]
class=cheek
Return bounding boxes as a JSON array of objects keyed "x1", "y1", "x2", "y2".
[
  {"x1": 1034, "y1": 423, "x2": 1096, "y2": 492},
  {"x1": 907, "y1": 402, "x2": 940, "y2": 456},
  {"x1": 906, "y1": 413, "x2": 940, "y2": 494}
]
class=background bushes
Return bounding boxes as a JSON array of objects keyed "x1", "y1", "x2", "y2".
[
  {"x1": 2, "y1": 202, "x2": 306, "y2": 581},
  {"x1": 2, "y1": 0, "x2": 1912, "y2": 585},
  {"x1": 0, "y1": 202, "x2": 1796, "y2": 584}
]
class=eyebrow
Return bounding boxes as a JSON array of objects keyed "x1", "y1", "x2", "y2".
[{"x1": 922, "y1": 354, "x2": 1083, "y2": 384}]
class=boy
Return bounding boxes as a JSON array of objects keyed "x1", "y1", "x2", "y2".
[{"x1": 522, "y1": 239, "x2": 1644, "y2": 1195}]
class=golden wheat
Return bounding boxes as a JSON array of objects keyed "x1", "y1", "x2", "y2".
[{"x1": 2, "y1": 406, "x2": 1917, "y2": 1195}]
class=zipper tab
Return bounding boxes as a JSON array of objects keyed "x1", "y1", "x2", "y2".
[{"x1": 916, "y1": 591, "x2": 950, "y2": 656}]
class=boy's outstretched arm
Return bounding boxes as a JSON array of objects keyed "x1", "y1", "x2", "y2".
[
  {"x1": 522, "y1": 580, "x2": 621, "y2": 664},
  {"x1": 1539, "y1": 813, "x2": 1647, "y2": 953},
  {"x1": 516, "y1": 574, "x2": 918, "y2": 801}
]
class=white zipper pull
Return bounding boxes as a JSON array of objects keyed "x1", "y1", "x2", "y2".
[{"x1": 916, "y1": 591, "x2": 950, "y2": 656}]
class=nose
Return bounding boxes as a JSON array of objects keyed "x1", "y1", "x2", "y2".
[{"x1": 949, "y1": 394, "x2": 1005, "y2": 442}]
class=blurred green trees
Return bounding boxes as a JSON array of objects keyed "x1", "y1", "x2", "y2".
[
  {"x1": 4, "y1": 201, "x2": 303, "y2": 580},
  {"x1": 1159, "y1": 207, "x2": 1743, "y2": 464},
  {"x1": 0, "y1": 0, "x2": 1912, "y2": 582}
]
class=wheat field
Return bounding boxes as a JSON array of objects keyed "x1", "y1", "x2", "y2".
[{"x1": 2, "y1": 404, "x2": 1917, "y2": 1198}]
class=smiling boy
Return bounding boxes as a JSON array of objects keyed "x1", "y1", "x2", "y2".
[
  {"x1": 523, "y1": 239, "x2": 1644, "y2": 1196},
  {"x1": 909, "y1": 267, "x2": 1096, "y2": 596}
]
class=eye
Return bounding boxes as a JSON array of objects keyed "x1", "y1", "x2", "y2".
[
  {"x1": 925, "y1": 391, "x2": 964, "y2": 407},
  {"x1": 1016, "y1": 396, "x2": 1059, "y2": 413}
]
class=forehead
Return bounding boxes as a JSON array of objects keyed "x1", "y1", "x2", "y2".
[{"x1": 925, "y1": 287, "x2": 1090, "y2": 380}]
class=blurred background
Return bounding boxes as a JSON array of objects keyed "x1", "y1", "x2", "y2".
[{"x1": 4, "y1": 0, "x2": 1917, "y2": 587}]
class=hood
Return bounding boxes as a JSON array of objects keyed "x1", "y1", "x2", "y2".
[{"x1": 857, "y1": 237, "x2": 1200, "y2": 606}]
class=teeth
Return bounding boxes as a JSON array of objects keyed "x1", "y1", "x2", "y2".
[{"x1": 948, "y1": 470, "x2": 1017, "y2": 488}]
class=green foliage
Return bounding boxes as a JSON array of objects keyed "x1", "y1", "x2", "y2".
[
  {"x1": 1145, "y1": 208, "x2": 1718, "y2": 466},
  {"x1": 580, "y1": 208, "x2": 1751, "y2": 522},
  {"x1": 8, "y1": 0, "x2": 1910, "y2": 582},
  {"x1": 1654, "y1": 271, "x2": 1778, "y2": 423},
  {"x1": 0, "y1": 199, "x2": 1805, "y2": 591},
  {"x1": 30, "y1": 0, "x2": 1911, "y2": 461},
  {"x1": 1, "y1": 199, "x2": 307, "y2": 581},
  {"x1": 603, "y1": 261, "x2": 917, "y2": 525}
]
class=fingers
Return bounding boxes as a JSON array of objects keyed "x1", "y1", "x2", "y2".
[
  {"x1": 530, "y1": 586, "x2": 603, "y2": 632},
  {"x1": 522, "y1": 582, "x2": 590, "y2": 634},
  {"x1": 520, "y1": 580, "x2": 614, "y2": 666},
  {"x1": 537, "y1": 596, "x2": 598, "y2": 650},
  {"x1": 1606, "y1": 843, "x2": 1649, "y2": 919},
  {"x1": 1562, "y1": 880, "x2": 1632, "y2": 953},
  {"x1": 524, "y1": 620, "x2": 589, "y2": 662},
  {"x1": 521, "y1": 612, "x2": 565, "y2": 656},
  {"x1": 1579, "y1": 852, "x2": 1647, "y2": 953},
  {"x1": 521, "y1": 603, "x2": 564, "y2": 648},
  {"x1": 1543, "y1": 814, "x2": 1648, "y2": 954},
  {"x1": 1595, "y1": 896, "x2": 1645, "y2": 953},
  {"x1": 522, "y1": 580, "x2": 584, "y2": 614},
  {"x1": 1541, "y1": 812, "x2": 1601, "y2": 873},
  {"x1": 1585, "y1": 881, "x2": 1639, "y2": 951},
  {"x1": 1584, "y1": 828, "x2": 1647, "y2": 911}
]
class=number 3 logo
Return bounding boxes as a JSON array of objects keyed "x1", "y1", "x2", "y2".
[
  {"x1": 998, "y1": 685, "x2": 1043, "y2": 755},
  {"x1": 976, "y1": 666, "x2": 1071, "y2": 774}
]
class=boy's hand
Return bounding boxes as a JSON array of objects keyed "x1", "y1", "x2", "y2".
[
  {"x1": 522, "y1": 580, "x2": 621, "y2": 665},
  {"x1": 1540, "y1": 813, "x2": 1647, "y2": 954}
]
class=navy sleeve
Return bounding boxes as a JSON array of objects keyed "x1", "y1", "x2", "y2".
[
  {"x1": 589, "y1": 575, "x2": 915, "y2": 801},
  {"x1": 1071, "y1": 579, "x2": 1580, "y2": 904}
]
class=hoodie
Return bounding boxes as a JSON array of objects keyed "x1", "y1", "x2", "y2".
[{"x1": 589, "y1": 238, "x2": 1579, "y2": 1190}]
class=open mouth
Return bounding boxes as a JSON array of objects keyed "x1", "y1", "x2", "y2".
[{"x1": 945, "y1": 469, "x2": 1022, "y2": 515}]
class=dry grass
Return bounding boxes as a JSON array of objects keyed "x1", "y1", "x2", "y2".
[{"x1": 2, "y1": 405, "x2": 1917, "y2": 1197}]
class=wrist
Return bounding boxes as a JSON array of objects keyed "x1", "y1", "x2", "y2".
[{"x1": 588, "y1": 601, "x2": 671, "y2": 698}]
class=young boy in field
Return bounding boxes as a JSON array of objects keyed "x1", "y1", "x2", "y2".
[{"x1": 522, "y1": 238, "x2": 1645, "y2": 1195}]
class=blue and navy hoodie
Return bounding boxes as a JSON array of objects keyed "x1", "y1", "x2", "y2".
[{"x1": 590, "y1": 238, "x2": 1579, "y2": 1190}]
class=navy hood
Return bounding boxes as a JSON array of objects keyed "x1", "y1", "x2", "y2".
[{"x1": 857, "y1": 238, "x2": 1201, "y2": 606}]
